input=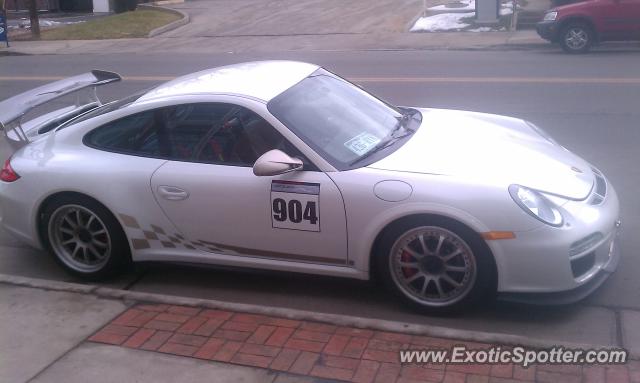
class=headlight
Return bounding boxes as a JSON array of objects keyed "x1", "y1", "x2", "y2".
[
  {"x1": 509, "y1": 185, "x2": 563, "y2": 226},
  {"x1": 543, "y1": 11, "x2": 557, "y2": 21}
]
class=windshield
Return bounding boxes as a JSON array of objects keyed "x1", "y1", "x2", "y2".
[{"x1": 267, "y1": 70, "x2": 414, "y2": 170}]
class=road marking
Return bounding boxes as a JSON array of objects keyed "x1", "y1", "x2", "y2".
[
  {"x1": 352, "y1": 77, "x2": 640, "y2": 84},
  {"x1": 1, "y1": 76, "x2": 640, "y2": 85}
]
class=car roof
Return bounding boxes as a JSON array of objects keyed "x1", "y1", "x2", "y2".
[{"x1": 135, "y1": 61, "x2": 320, "y2": 103}]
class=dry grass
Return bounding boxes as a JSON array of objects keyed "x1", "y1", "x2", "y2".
[{"x1": 37, "y1": 8, "x2": 181, "y2": 40}]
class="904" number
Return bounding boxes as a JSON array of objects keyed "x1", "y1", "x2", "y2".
[
  {"x1": 272, "y1": 198, "x2": 318, "y2": 225},
  {"x1": 270, "y1": 181, "x2": 320, "y2": 232}
]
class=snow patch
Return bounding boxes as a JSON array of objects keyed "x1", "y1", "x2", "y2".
[
  {"x1": 500, "y1": 6, "x2": 514, "y2": 16},
  {"x1": 429, "y1": 0, "x2": 475, "y2": 11},
  {"x1": 428, "y1": 0, "x2": 516, "y2": 17},
  {"x1": 467, "y1": 26, "x2": 492, "y2": 32},
  {"x1": 410, "y1": 12, "x2": 475, "y2": 32},
  {"x1": 16, "y1": 18, "x2": 85, "y2": 29}
]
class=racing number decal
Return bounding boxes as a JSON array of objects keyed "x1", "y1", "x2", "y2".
[
  {"x1": 272, "y1": 199, "x2": 318, "y2": 224},
  {"x1": 271, "y1": 181, "x2": 320, "y2": 232}
]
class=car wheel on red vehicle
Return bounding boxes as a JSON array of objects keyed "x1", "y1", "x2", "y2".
[{"x1": 560, "y1": 22, "x2": 593, "y2": 54}]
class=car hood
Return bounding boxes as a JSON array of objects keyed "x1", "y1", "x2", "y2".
[{"x1": 368, "y1": 108, "x2": 594, "y2": 200}]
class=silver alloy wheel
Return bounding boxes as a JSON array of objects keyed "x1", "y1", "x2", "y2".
[
  {"x1": 48, "y1": 204, "x2": 112, "y2": 273},
  {"x1": 565, "y1": 27, "x2": 588, "y2": 50},
  {"x1": 389, "y1": 226, "x2": 477, "y2": 307}
]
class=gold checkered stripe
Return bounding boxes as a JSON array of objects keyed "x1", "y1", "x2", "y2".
[{"x1": 119, "y1": 214, "x2": 224, "y2": 253}]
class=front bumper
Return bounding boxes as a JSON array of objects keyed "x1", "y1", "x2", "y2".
[
  {"x1": 498, "y1": 230, "x2": 620, "y2": 304},
  {"x1": 536, "y1": 20, "x2": 560, "y2": 42},
  {"x1": 489, "y1": 180, "x2": 621, "y2": 300}
]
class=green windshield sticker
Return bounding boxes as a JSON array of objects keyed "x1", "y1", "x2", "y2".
[{"x1": 344, "y1": 132, "x2": 381, "y2": 156}]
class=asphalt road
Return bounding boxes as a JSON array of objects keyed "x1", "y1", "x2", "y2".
[{"x1": 1, "y1": 49, "x2": 639, "y2": 349}]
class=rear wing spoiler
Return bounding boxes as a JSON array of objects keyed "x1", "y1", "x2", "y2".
[{"x1": 0, "y1": 70, "x2": 121, "y2": 150}]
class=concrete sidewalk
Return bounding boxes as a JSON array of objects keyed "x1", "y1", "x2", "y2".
[
  {"x1": 0, "y1": 283, "x2": 319, "y2": 383},
  {"x1": 1, "y1": 30, "x2": 545, "y2": 55},
  {"x1": 1, "y1": 278, "x2": 638, "y2": 383}
]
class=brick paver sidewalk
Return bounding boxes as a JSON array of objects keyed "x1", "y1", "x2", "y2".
[{"x1": 89, "y1": 303, "x2": 639, "y2": 383}]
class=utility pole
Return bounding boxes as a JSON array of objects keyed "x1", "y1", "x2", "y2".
[
  {"x1": 510, "y1": 0, "x2": 518, "y2": 31},
  {"x1": 28, "y1": 0, "x2": 40, "y2": 38}
]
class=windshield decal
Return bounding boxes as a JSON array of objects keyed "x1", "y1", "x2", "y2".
[{"x1": 344, "y1": 132, "x2": 381, "y2": 156}]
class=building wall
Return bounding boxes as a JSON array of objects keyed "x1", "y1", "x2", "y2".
[{"x1": 6, "y1": 0, "x2": 61, "y2": 11}]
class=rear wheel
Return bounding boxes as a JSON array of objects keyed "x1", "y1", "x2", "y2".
[
  {"x1": 41, "y1": 195, "x2": 130, "y2": 280},
  {"x1": 560, "y1": 22, "x2": 593, "y2": 54},
  {"x1": 376, "y1": 217, "x2": 496, "y2": 314}
]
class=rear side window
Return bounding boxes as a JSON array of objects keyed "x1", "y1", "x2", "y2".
[{"x1": 84, "y1": 111, "x2": 163, "y2": 157}]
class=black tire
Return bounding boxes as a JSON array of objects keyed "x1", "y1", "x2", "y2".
[
  {"x1": 375, "y1": 216, "x2": 496, "y2": 315},
  {"x1": 40, "y1": 194, "x2": 130, "y2": 281},
  {"x1": 560, "y1": 22, "x2": 594, "y2": 54}
]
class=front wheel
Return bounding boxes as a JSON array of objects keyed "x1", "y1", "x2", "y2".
[
  {"x1": 560, "y1": 23, "x2": 593, "y2": 54},
  {"x1": 376, "y1": 218, "x2": 496, "y2": 314},
  {"x1": 41, "y1": 195, "x2": 130, "y2": 280}
]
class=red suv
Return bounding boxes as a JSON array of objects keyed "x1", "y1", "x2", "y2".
[{"x1": 536, "y1": 0, "x2": 640, "y2": 53}]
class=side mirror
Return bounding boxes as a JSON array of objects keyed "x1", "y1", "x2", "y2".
[{"x1": 253, "y1": 149, "x2": 303, "y2": 176}]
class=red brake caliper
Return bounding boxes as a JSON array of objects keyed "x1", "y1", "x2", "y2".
[{"x1": 401, "y1": 249, "x2": 417, "y2": 279}]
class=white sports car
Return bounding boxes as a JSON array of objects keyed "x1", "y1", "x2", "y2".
[{"x1": 0, "y1": 61, "x2": 621, "y2": 313}]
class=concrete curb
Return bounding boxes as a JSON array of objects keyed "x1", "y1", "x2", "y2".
[
  {"x1": 1, "y1": 273, "x2": 637, "y2": 360},
  {"x1": 138, "y1": 4, "x2": 189, "y2": 38}
]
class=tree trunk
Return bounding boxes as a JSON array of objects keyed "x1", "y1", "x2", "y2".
[{"x1": 28, "y1": 0, "x2": 40, "y2": 38}]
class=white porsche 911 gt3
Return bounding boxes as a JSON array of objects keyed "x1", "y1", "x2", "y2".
[{"x1": 0, "y1": 61, "x2": 621, "y2": 313}]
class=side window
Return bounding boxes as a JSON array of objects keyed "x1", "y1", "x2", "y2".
[
  {"x1": 162, "y1": 103, "x2": 233, "y2": 161},
  {"x1": 165, "y1": 103, "x2": 308, "y2": 167},
  {"x1": 85, "y1": 111, "x2": 163, "y2": 157},
  {"x1": 85, "y1": 103, "x2": 312, "y2": 168}
]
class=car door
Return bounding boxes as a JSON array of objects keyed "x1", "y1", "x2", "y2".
[
  {"x1": 599, "y1": 0, "x2": 640, "y2": 39},
  {"x1": 150, "y1": 102, "x2": 349, "y2": 266},
  {"x1": 622, "y1": 0, "x2": 640, "y2": 38}
]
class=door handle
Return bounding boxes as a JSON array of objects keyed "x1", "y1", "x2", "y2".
[{"x1": 157, "y1": 186, "x2": 190, "y2": 201}]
